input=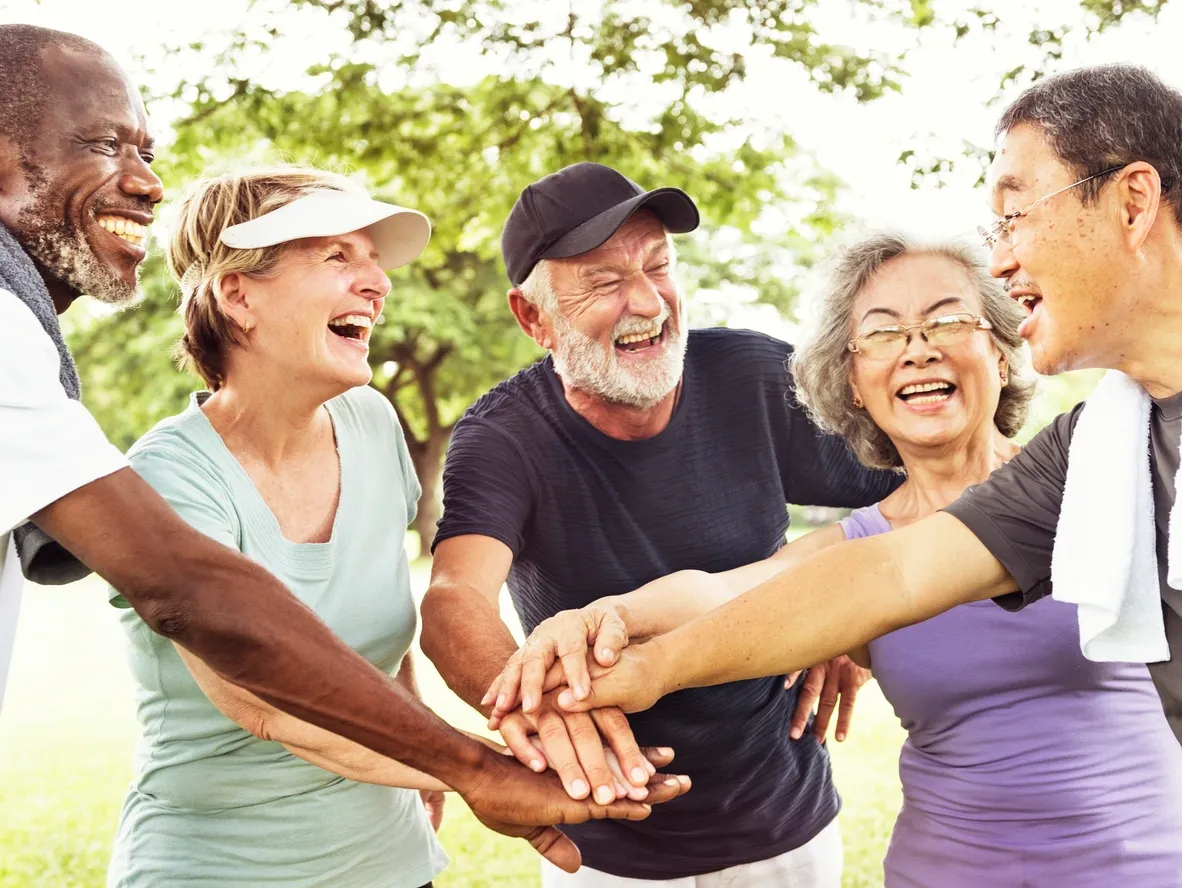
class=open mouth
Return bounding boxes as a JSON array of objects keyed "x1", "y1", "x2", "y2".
[
  {"x1": 96, "y1": 214, "x2": 149, "y2": 248},
  {"x1": 328, "y1": 313, "x2": 373, "y2": 345},
  {"x1": 614, "y1": 322, "x2": 665, "y2": 353},
  {"x1": 1011, "y1": 293, "x2": 1042, "y2": 315},
  {"x1": 897, "y1": 381, "x2": 956, "y2": 405}
]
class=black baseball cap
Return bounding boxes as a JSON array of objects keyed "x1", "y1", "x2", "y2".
[{"x1": 501, "y1": 162, "x2": 700, "y2": 286}]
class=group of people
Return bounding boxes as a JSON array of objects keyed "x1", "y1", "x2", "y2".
[{"x1": 3, "y1": 21, "x2": 1182, "y2": 888}]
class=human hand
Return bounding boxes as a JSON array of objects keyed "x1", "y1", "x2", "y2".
[
  {"x1": 787, "y1": 655, "x2": 870, "y2": 743},
  {"x1": 555, "y1": 639, "x2": 671, "y2": 715},
  {"x1": 421, "y1": 788, "x2": 445, "y2": 831},
  {"x1": 483, "y1": 602, "x2": 629, "y2": 726},
  {"x1": 498, "y1": 691, "x2": 656, "y2": 802},
  {"x1": 461, "y1": 750, "x2": 691, "y2": 873}
]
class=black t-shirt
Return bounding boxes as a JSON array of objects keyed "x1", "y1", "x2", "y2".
[
  {"x1": 944, "y1": 398, "x2": 1182, "y2": 743},
  {"x1": 435, "y1": 327, "x2": 899, "y2": 878}
]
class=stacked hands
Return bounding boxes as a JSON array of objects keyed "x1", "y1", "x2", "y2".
[{"x1": 481, "y1": 599, "x2": 870, "y2": 806}]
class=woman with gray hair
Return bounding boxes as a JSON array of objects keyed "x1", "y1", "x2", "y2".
[{"x1": 486, "y1": 232, "x2": 1182, "y2": 886}]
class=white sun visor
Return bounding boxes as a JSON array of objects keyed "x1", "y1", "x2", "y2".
[{"x1": 219, "y1": 190, "x2": 432, "y2": 271}]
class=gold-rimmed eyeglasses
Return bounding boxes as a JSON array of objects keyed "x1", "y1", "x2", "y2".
[
  {"x1": 977, "y1": 165, "x2": 1125, "y2": 250},
  {"x1": 847, "y1": 313, "x2": 994, "y2": 361}
]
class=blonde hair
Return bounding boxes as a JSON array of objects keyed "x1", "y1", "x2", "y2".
[{"x1": 170, "y1": 165, "x2": 365, "y2": 390}]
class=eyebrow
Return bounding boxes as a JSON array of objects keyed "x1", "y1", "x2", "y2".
[
  {"x1": 860, "y1": 296, "x2": 968, "y2": 323},
  {"x1": 91, "y1": 119, "x2": 156, "y2": 151},
  {"x1": 991, "y1": 173, "x2": 1025, "y2": 200}
]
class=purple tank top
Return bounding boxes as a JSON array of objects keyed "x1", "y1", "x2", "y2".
[{"x1": 841, "y1": 504, "x2": 1182, "y2": 888}]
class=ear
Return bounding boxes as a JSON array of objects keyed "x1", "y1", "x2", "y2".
[
  {"x1": 1118, "y1": 161, "x2": 1163, "y2": 253},
  {"x1": 216, "y1": 272, "x2": 253, "y2": 331},
  {"x1": 507, "y1": 288, "x2": 554, "y2": 350},
  {"x1": 847, "y1": 372, "x2": 864, "y2": 408}
]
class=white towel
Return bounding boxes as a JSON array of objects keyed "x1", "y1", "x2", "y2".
[{"x1": 1051, "y1": 370, "x2": 1170, "y2": 663}]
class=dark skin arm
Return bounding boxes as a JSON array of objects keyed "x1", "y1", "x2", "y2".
[{"x1": 31, "y1": 469, "x2": 690, "y2": 871}]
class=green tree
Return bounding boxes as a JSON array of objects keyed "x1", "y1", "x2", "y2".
[{"x1": 71, "y1": 0, "x2": 902, "y2": 553}]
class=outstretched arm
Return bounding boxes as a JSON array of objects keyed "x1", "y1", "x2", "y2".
[{"x1": 560, "y1": 512, "x2": 1015, "y2": 713}]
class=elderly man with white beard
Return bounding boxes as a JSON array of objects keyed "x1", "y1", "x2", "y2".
[{"x1": 420, "y1": 163, "x2": 898, "y2": 886}]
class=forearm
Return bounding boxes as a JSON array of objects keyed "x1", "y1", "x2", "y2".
[
  {"x1": 33, "y1": 471, "x2": 493, "y2": 791},
  {"x1": 420, "y1": 582, "x2": 519, "y2": 714},
  {"x1": 653, "y1": 523, "x2": 991, "y2": 691}
]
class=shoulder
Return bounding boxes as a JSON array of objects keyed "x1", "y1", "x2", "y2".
[
  {"x1": 1020, "y1": 403, "x2": 1083, "y2": 463},
  {"x1": 0, "y1": 288, "x2": 63, "y2": 383},
  {"x1": 464, "y1": 358, "x2": 552, "y2": 422},
  {"x1": 127, "y1": 403, "x2": 229, "y2": 495},
  {"x1": 334, "y1": 384, "x2": 403, "y2": 439},
  {"x1": 688, "y1": 327, "x2": 792, "y2": 363}
]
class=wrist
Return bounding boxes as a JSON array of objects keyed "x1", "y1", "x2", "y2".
[
  {"x1": 439, "y1": 737, "x2": 505, "y2": 796},
  {"x1": 642, "y1": 632, "x2": 682, "y2": 698}
]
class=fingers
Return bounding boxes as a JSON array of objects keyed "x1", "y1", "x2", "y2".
[
  {"x1": 784, "y1": 670, "x2": 801, "y2": 689},
  {"x1": 834, "y1": 664, "x2": 867, "y2": 742},
  {"x1": 811, "y1": 661, "x2": 843, "y2": 743},
  {"x1": 589, "y1": 607, "x2": 628, "y2": 667},
  {"x1": 591, "y1": 707, "x2": 651, "y2": 788},
  {"x1": 528, "y1": 825, "x2": 583, "y2": 874},
  {"x1": 499, "y1": 714, "x2": 548, "y2": 773},
  {"x1": 519, "y1": 637, "x2": 555, "y2": 715},
  {"x1": 641, "y1": 746, "x2": 675, "y2": 770},
  {"x1": 557, "y1": 638, "x2": 593, "y2": 704},
  {"x1": 642, "y1": 773, "x2": 692, "y2": 804},
  {"x1": 789, "y1": 665, "x2": 825, "y2": 740},
  {"x1": 549, "y1": 708, "x2": 618, "y2": 805},
  {"x1": 535, "y1": 708, "x2": 600, "y2": 801}
]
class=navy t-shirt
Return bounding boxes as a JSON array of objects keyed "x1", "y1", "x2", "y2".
[{"x1": 435, "y1": 327, "x2": 899, "y2": 878}]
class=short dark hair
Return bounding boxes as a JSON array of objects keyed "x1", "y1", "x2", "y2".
[
  {"x1": 996, "y1": 64, "x2": 1182, "y2": 225},
  {"x1": 0, "y1": 25, "x2": 105, "y2": 160}
]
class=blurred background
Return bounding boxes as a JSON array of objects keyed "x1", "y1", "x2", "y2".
[{"x1": 0, "y1": 0, "x2": 1175, "y2": 884}]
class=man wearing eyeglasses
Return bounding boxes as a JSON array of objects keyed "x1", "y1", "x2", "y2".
[{"x1": 550, "y1": 65, "x2": 1182, "y2": 747}]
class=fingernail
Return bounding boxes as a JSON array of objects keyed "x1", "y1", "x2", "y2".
[
  {"x1": 630, "y1": 767, "x2": 648, "y2": 785},
  {"x1": 496, "y1": 693, "x2": 508, "y2": 711},
  {"x1": 790, "y1": 729, "x2": 800, "y2": 739},
  {"x1": 522, "y1": 695, "x2": 535, "y2": 712},
  {"x1": 557, "y1": 690, "x2": 575, "y2": 708},
  {"x1": 599, "y1": 647, "x2": 615, "y2": 663},
  {"x1": 615, "y1": 781, "x2": 628, "y2": 797},
  {"x1": 657, "y1": 747, "x2": 673, "y2": 758},
  {"x1": 575, "y1": 682, "x2": 589, "y2": 700},
  {"x1": 594, "y1": 785, "x2": 614, "y2": 804},
  {"x1": 645, "y1": 759, "x2": 656, "y2": 776},
  {"x1": 480, "y1": 690, "x2": 493, "y2": 706},
  {"x1": 664, "y1": 777, "x2": 678, "y2": 786},
  {"x1": 679, "y1": 775, "x2": 691, "y2": 787},
  {"x1": 530, "y1": 759, "x2": 545, "y2": 772},
  {"x1": 836, "y1": 732, "x2": 846, "y2": 742},
  {"x1": 571, "y1": 779, "x2": 589, "y2": 797}
]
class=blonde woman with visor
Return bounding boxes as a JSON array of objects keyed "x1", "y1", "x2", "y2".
[{"x1": 106, "y1": 166, "x2": 687, "y2": 887}]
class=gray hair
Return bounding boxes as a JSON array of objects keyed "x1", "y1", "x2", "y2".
[
  {"x1": 791, "y1": 232, "x2": 1037, "y2": 471},
  {"x1": 997, "y1": 64, "x2": 1182, "y2": 224}
]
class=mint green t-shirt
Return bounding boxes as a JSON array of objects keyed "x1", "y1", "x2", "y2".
[{"x1": 106, "y1": 386, "x2": 447, "y2": 888}]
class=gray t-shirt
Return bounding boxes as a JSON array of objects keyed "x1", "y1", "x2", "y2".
[{"x1": 944, "y1": 394, "x2": 1182, "y2": 743}]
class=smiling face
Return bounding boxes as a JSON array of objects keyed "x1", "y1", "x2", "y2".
[
  {"x1": 222, "y1": 230, "x2": 390, "y2": 397},
  {"x1": 984, "y1": 123, "x2": 1135, "y2": 375},
  {"x1": 849, "y1": 253, "x2": 1007, "y2": 455},
  {"x1": 0, "y1": 44, "x2": 162, "y2": 307},
  {"x1": 543, "y1": 211, "x2": 685, "y2": 409}
]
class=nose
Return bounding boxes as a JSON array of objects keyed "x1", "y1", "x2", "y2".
[
  {"x1": 624, "y1": 274, "x2": 663, "y2": 319},
  {"x1": 901, "y1": 329, "x2": 942, "y2": 367},
  {"x1": 357, "y1": 258, "x2": 391, "y2": 301},
  {"x1": 118, "y1": 157, "x2": 164, "y2": 206},
  {"x1": 987, "y1": 238, "x2": 1019, "y2": 281}
]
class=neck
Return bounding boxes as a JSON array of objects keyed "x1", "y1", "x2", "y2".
[
  {"x1": 29, "y1": 258, "x2": 79, "y2": 314},
  {"x1": 1111, "y1": 249, "x2": 1182, "y2": 397},
  {"x1": 201, "y1": 373, "x2": 335, "y2": 467},
  {"x1": 561, "y1": 380, "x2": 680, "y2": 440},
  {"x1": 887, "y1": 423, "x2": 1019, "y2": 521}
]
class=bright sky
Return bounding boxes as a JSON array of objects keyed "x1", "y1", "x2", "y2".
[{"x1": 5, "y1": 0, "x2": 1181, "y2": 340}]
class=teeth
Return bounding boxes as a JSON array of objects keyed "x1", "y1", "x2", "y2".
[
  {"x1": 328, "y1": 314, "x2": 373, "y2": 328},
  {"x1": 907, "y1": 394, "x2": 951, "y2": 405},
  {"x1": 899, "y1": 382, "x2": 951, "y2": 396},
  {"x1": 97, "y1": 215, "x2": 148, "y2": 246},
  {"x1": 615, "y1": 328, "x2": 661, "y2": 345}
]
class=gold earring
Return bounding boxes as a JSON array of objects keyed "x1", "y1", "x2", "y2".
[
  {"x1": 852, "y1": 394, "x2": 864, "y2": 408},
  {"x1": 1000, "y1": 366, "x2": 1008, "y2": 385},
  {"x1": 242, "y1": 320, "x2": 252, "y2": 334}
]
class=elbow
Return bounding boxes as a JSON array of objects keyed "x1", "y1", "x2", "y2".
[{"x1": 418, "y1": 586, "x2": 448, "y2": 665}]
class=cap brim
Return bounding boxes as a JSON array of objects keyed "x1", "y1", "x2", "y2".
[
  {"x1": 539, "y1": 187, "x2": 699, "y2": 263},
  {"x1": 219, "y1": 190, "x2": 431, "y2": 271}
]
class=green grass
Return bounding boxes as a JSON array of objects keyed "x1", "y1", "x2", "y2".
[{"x1": 0, "y1": 555, "x2": 905, "y2": 887}]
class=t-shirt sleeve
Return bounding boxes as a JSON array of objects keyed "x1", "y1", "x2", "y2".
[
  {"x1": 0, "y1": 289, "x2": 126, "y2": 534},
  {"x1": 110, "y1": 442, "x2": 240, "y2": 608},
  {"x1": 432, "y1": 414, "x2": 533, "y2": 556},
  {"x1": 942, "y1": 406, "x2": 1080, "y2": 610}
]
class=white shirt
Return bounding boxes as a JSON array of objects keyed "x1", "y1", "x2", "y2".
[{"x1": 0, "y1": 288, "x2": 126, "y2": 712}]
